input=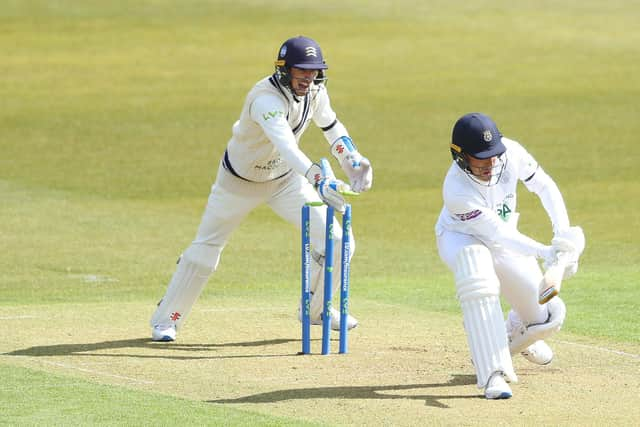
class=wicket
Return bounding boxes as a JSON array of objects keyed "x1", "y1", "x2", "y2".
[{"x1": 301, "y1": 203, "x2": 352, "y2": 355}]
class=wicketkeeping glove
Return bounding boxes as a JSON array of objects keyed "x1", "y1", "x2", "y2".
[
  {"x1": 305, "y1": 158, "x2": 350, "y2": 213},
  {"x1": 331, "y1": 136, "x2": 373, "y2": 193}
]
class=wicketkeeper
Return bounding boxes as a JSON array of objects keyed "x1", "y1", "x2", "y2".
[
  {"x1": 150, "y1": 36, "x2": 373, "y2": 341},
  {"x1": 435, "y1": 113, "x2": 585, "y2": 399}
]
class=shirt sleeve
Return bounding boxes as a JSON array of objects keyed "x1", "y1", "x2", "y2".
[
  {"x1": 523, "y1": 166, "x2": 570, "y2": 234},
  {"x1": 508, "y1": 139, "x2": 570, "y2": 233},
  {"x1": 250, "y1": 94, "x2": 313, "y2": 176},
  {"x1": 509, "y1": 139, "x2": 539, "y2": 181}
]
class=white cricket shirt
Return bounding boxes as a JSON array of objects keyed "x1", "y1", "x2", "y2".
[
  {"x1": 435, "y1": 138, "x2": 569, "y2": 257},
  {"x1": 224, "y1": 75, "x2": 349, "y2": 182}
]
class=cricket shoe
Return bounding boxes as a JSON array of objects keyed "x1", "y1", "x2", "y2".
[
  {"x1": 484, "y1": 372, "x2": 512, "y2": 400},
  {"x1": 521, "y1": 340, "x2": 553, "y2": 365},
  {"x1": 299, "y1": 308, "x2": 358, "y2": 331},
  {"x1": 151, "y1": 324, "x2": 176, "y2": 342}
]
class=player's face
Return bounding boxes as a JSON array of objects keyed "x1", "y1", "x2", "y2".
[
  {"x1": 466, "y1": 155, "x2": 497, "y2": 182},
  {"x1": 290, "y1": 67, "x2": 319, "y2": 96}
]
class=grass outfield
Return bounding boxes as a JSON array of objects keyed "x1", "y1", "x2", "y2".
[
  {"x1": 1, "y1": 363, "x2": 317, "y2": 426},
  {"x1": 1, "y1": 1, "x2": 639, "y2": 425}
]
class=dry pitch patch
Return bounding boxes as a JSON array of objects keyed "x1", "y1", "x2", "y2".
[{"x1": 2, "y1": 299, "x2": 638, "y2": 426}]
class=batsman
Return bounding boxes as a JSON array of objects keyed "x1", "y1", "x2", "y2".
[
  {"x1": 435, "y1": 113, "x2": 585, "y2": 399},
  {"x1": 149, "y1": 36, "x2": 373, "y2": 341}
]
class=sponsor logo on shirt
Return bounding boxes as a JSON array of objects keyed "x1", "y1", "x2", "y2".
[
  {"x1": 497, "y1": 194, "x2": 514, "y2": 221},
  {"x1": 262, "y1": 110, "x2": 285, "y2": 121},
  {"x1": 255, "y1": 158, "x2": 284, "y2": 170},
  {"x1": 456, "y1": 210, "x2": 482, "y2": 221}
]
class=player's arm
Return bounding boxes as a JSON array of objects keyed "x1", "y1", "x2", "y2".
[
  {"x1": 522, "y1": 165, "x2": 570, "y2": 235},
  {"x1": 446, "y1": 196, "x2": 555, "y2": 263},
  {"x1": 514, "y1": 141, "x2": 584, "y2": 268},
  {"x1": 313, "y1": 89, "x2": 373, "y2": 193},
  {"x1": 508, "y1": 139, "x2": 571, "y2": 236},
  {"x1": 523, "y1": 165, "x2": 584, "y2": 276},
  {"x1": 250, "y1": 94, "x2": 349, "y2": 211},
  {"x1": 250, "y1": 94, "x2": 313, "y2": 176}
]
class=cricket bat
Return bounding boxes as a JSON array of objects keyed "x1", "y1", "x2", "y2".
[{"x1": 538, "y1": 252, "x2": 569, "y2": 304}]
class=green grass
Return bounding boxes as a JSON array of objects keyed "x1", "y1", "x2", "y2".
[
  {"x1": 0, "y1": 364, "x2": 318, "y2": 426},
  {"x1": 1, "y1": 0, "x2": 639, "y2": 424}
]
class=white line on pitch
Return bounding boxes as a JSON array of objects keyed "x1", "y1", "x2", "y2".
[
  {"x1": 554, "y1": 339, "x2": 640, "y2": 360},
  {"x1": 37, "y1": 359, "x2": 154, "y2": 384},
  {"x1": 200, "y1": 307, "x2": 288, "y2": 313},
  {"x1": 0, "y1": 315, "x2": 37, "y2": 320}
]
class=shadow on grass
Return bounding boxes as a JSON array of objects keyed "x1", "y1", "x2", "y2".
[
  {"x1": 5, "y1": 341, "x2": 481, "y2": 407},
  {"x1": 3, "y1": 338, "x2": 300, "y2": 360},
  {"x1": 210, "y1": 374, "x2": 480, "y2": 408}
]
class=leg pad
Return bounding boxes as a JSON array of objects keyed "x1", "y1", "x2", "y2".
[{"x1": 455, "y1": 245, "x2": 517, "y2": 388}]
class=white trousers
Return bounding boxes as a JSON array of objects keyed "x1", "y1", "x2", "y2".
[
  {"x1": 193, "y1": 162, "x2": 352, "y2": 268},
  {"x1": 150, "y1": 161, "x2": 354, "y2": 329},
  {"x1": 436, "y1": 229, "x2": 548, "y2": 325}
]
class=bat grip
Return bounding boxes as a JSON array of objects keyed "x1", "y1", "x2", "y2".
[{"x1": 538, "y1": 251, "x2": 570, "y2": 305}]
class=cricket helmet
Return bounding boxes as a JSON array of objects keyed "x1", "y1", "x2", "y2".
[
  {"x1": 274, "y1": 36, "x2": 328, "y2": 90},
  {"x1": 450, "y1": 112, "x2": 507, "y2": 185}
]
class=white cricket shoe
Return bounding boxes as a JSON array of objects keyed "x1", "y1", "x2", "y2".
[
  {"x1": 521, "y1": 340, "x2": 553, "y2": 365},
  {"x1": 151, "y1": 324, "x2": 176, "y2": 342},
  {"x1": 484, "y1": 372, "x2": 512, "y2": 400},
  {"x1": 299, "y1": 307, "x2": 358, "y2": 331}
]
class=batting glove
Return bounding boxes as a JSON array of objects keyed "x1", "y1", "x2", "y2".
[{"x1": 552, "y1": 226, "x2": 585, "y2": 279}]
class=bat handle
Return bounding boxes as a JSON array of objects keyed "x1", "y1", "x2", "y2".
[{"x1": 538, "y1": 252, "x2": 569, "y2": 305}]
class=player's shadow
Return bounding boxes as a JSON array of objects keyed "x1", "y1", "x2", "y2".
[
  {"x1": 210, "y1": 374, "x2": 480, "y2": 408},
  {"x1": 3, "y1": 338, "x2": 299, "y2": 360}
]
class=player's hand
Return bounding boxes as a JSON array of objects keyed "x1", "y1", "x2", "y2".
[
  {"x1": 553, "y1": 226, "x2": 585, "y2": 254},
  {"x1": 331, "y1": 136, "x2": 373, "y2": 193},
  {"x1": 562, "y1": 261, "x2": 579, "y2": 279},
  {"x1": 541, "y1": 226, "x2": 584, "y2": 274},
  {"x1": 305, "y1": 158, "x2": 350, "y2": 213},
  {"x1": 538, "y1": 245, "x2": 558, "y2": 270},
  {"x1": 317, "y1": 177, "x2": 348, "y2": 213},
  {"x1": 547, "y1": 243, "x2": 578, "y2": 279},
  {"x1": 552, "y1": 226, "x2": 585, "y2": 279},
  {"x1": 341, "y1": 155, "x2": 373, "y2": 193}
]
